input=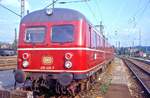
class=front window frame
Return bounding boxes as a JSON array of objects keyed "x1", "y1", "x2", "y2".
[
  {"x1": 24, "y1": 26, "x2": 46, "y2": 43},
  {"x1": 51, "y1": 24, "x2": 75, "y2": 43}
]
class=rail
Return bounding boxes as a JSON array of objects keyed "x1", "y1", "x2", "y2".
[
  {"x1": 130, "y1": 57, "x2": 150, "y2": 65},
  {"x1": 122, "y1": 58, "x2": 150, "y2": 96},
  {"x1": 0, "y1": 56, "x2": 17, "y2": 70}
]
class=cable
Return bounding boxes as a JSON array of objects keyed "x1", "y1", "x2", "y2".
[
  {"x1": 44, "y1": 0, "x2": 59, "y2": 9},
  {"x1": 95, "y1": 0, "x2": 103, "y2": 21},
  {"x1": 129, "y1": 0, "x2": 150, "y2": 30},
  {"x1": 132, "y1": 0, "x2": 142, "y2": 17},
  {"x1": 132, "y1": 0, "x2": 150, "y2": 24},
  {"x1": 137, "y1": 0, "x2": 150, "y2": 22},
  {"x1": 85, "y1": 1, "x2": 99, "y2": 25},
  {"x1": 0, "y1": 3, "x2": 21, "y2": 17},
  {"x1": 59, "y1": 0, "x2": 90, "y2": 4},
  {"x1": 126, "y1": 0, "x2": 150, "y2": 46}
]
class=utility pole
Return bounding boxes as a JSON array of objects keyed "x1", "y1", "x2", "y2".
[
  {"x1": 12, "y1": 28, "x2": 17, "y2": 50},
  {"x1": 21, "y1": 0, "x2": 25, "y2": 18},
  {"x1": 132, "y1": 41, "x2": 134, "y2": 48},
  {"x1": 15, "y1": 28, "x2": 17, "y2": 48},
  {"x1": 94, "y1": 21, "x2": 104, "y2": 35},
  {"x1": 115, "y1": 41, "x2": 117, "y2": 48},
  {"x1": 132, "y1": 41, "x2": 134, "y2": 56},
  {"x1": 118, "y1": 41, "x2": 120, "y2": 48},
  {"x1": 132, "y1": 41, "x2": 134, "y2": 46}
]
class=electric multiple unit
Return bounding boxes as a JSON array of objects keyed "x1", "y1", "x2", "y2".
[{"x1": 14, "y1": 8, "x2": 114, "y2": 96}]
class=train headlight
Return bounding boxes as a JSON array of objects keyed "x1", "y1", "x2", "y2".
[
  {"x1": 22, "y1": 60, "x2": 29, "y2": 68},
  {"x1": 46, "y1": 8, "x2": 53, "y2": 15},
  {"x1": 65, "y1": 61, "x2": 72, "y2": 69},
  {"x1": 22, "y1": 53, "x2": 29, "y2": 60},
  {"x1": 65, "y1": 53, "x2": 73, "y2": 60}
]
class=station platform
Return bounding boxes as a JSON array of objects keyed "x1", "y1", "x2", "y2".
[
  {"x1": 104, "y1": 84, "x2": 131, "y2": 98},
  {"x1": 104, "y1": 58, "x2": 132, "y2": 98}
]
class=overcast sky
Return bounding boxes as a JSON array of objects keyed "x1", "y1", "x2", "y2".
[{"x1": 0, "y1": 0, "x2": 150, "y2": 47}]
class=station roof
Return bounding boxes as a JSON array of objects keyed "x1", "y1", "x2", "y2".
[{"x1": 21, "y1": 8, "x2": 86, "y2": 23}]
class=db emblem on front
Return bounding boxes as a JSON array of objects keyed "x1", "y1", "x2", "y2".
[{"x1": 42, "y1": 56, "x2": 53, "y2": 65}]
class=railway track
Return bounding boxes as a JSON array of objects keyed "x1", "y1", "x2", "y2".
[
  {"x1": 122, "y1": 58, "x2": 150, "y2": 96},
  {"x1": 0, "y1": 56, "x2": 17, "y2": 70},
  {"x1": 131, "y1": 57, "x2": 150, "y2": 65}
]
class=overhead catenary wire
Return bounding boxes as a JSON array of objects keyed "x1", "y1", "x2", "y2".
[
  {"x1": 85, "y1": 1, "x2": 99, "y2": 25},
  {"x1": 58, "y1": 0, "x2": 99, "y2": 26},
  {"x1": 95, "y1": 0, "x2": 103, "y2": 21},
  {"x1": 115, "y1": 2, "x2": 127, "y2": 23},
  {"x1": 44, "y1": 0, "x2": 59, "y2": 9},
  {"x1": 126, "y1": 0, "x2": 143, "y2": 34},
  {"x1": 135, "y1": 0, "x2": 150, "y2": 24},
  {"x1": 116, "y1": 0, "x2": 150, "y2": 36},
  {"x1": 132, "y1": 0, "x2": 150, "y2": 24},
  {"x1": 126, "y1": 0, "x2": 150, "y2": 46},
  {"x1": 95, "y1": 0, "x2": 107, "y2": 37},
  {"x1": 128, "y1": 0, "x2": 150, "y2": 31},
  {"x1": 0, "y1": 3, "x2": 21, "y2": 17},
  {"x1": 132, "y1": 0, "x2": 142, "y2": 17},
  {"x1": 106, "y1": 0, "x2": 129, "y2": 47},
  {"x1": 59, "y1": 0, "x2": 90, "y2": 4}
]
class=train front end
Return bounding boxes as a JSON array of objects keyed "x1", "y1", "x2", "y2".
[{"x1": 14, "y1": 8, "x2": 88, "y2": 95}]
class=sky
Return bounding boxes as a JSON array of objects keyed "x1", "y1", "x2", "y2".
[{"x1": 0, "y1": 0, "x2": 150, "y2": 47}]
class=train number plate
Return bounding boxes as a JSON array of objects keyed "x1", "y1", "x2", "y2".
[
  {"x1": 40, "y1": 66, "x2": 55, "y2": 70},
  {"x1": 42, "y1": 56, "x2": 53, "y2": 65}
]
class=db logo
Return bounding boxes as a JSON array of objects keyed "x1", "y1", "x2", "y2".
[{"x1": 42, "y1": 56, "x2": 53, "y2": 65}]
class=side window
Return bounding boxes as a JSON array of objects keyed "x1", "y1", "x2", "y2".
[
  {"x1": 106, "y1": 42, "x2": 108, "y2": 49},
  {"x1": 94, "y1": 32, "x2": 97, "y2": 48},
  {"x1": 101, "y1": 36, "x2": 103, "y2": 48},
  {"x1": 90, "y1": 28, "x2": 93, "y2": 48},
  {"x1": 103, "y1": 38, "x2": 105, "y2": 48},
  {"x1": 99, "y1": 36, "x2": 101, "y2": 48},
  {"x1": 91, "y1": 30, "x2": 97, "y2": 48},
  {"x1": 97, "y1": 35, "x2": 100, "y2": 49},
  {"x1": 89, "y1": 26, "x2": 92, "y2": 48}
]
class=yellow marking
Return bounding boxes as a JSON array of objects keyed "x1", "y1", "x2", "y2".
[{"x1": 42, "y1": 56, "x2": 53, "y2": 65}]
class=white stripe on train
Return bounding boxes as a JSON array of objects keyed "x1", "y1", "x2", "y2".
[{"x1": 18, "y1": 47, "x2": 112, "y2": 53}]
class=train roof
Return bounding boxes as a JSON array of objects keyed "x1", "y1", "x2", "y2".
[{"x1": 21, "y1": 8, "x2": 86, "y2": 23}]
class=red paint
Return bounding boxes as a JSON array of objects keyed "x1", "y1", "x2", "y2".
[{"x1": 18, "y1": 16, "x2": 114, "y2": 75}]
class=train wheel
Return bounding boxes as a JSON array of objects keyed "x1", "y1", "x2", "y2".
[
  {"x1": 102, "y1": 64, "x2": 106, "y2": 72},
  {"x1": 95, "y1": 72, "x2": 99, "y2": 80},
  {"x1": 55, "y1": 82, "x2": 61, "y2": 94},
  {"x1": 67, "y1": 81, "x2": 79, "y2": 97},
  {"x1": 61, "y1": 86, "x2": 67, "y2": 95},
  {"x1": 80, "y1": 82, "x2": 85, "y2": 91},
  {"x1": 85, "y1": 80, "x2": 91, "y2": 90}
]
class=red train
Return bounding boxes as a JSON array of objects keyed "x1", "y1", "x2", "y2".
[{"x1": 15, "y1": 8, "x2": 114, "y2": 96}]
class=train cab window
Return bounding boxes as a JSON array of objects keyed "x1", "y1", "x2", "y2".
[
  {"x1": 25, "y1": 27, "x2": 45, "y2": 43},
  {"x1": 51, "y1": 25, "x2": 74, "y2": 43}
]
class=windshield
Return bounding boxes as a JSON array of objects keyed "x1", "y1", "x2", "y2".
[
  {"x1": 25, "y1": 27, "x2": 45, "y2": 43},
  {"x1": 51, "y1": 25, "x2": 74, "y2": 43}
]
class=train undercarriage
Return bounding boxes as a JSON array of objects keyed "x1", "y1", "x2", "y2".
[{"x1": 14, "y1": 61, "x2": 112, "y2": 98}]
